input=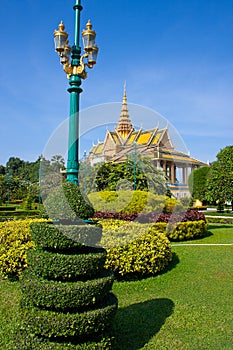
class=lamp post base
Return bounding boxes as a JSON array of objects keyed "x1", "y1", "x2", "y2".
[{"x1": 66, "y1": 165, "x2": 79, "y2": 185}]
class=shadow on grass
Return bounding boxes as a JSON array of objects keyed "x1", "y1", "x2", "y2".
[
  {"x1": 160, "y1": 252, "x2": 179, "y2": 275},
  {"x1": 203, "y1": 230, "x2": 213, "y2": 239},
  {"x1": 112, "y1": 298, "x2": 174, "y2": 350},
  {"x1": 190, "y1": 230, "x2": 213, "y2": 241}
]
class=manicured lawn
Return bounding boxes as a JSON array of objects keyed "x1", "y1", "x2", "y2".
[
  {"x1": 0, "y1": 224, "x2": 232, "y2": 349},
  {"x1": 0, "y1": 280, "x2": 21, "y2": 350},
  {"x1": 171, "y1": 223, "x2": 233, "y2": 244}
]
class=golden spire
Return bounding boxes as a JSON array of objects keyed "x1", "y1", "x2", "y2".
[{"x1": 116, "y1": 83, "x2": 134, "y2": 138}]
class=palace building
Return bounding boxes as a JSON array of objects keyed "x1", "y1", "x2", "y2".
[{"x1": 88, "y1": 86, "x2": 206, "y2": 198}]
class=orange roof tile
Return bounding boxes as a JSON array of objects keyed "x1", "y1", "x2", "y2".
[
  {"x1": 151, "y1": 132, "x2": 162, "y2": 145},
  {"x1": 136, "y1": 132, "x2": 153, "y2": 145}
]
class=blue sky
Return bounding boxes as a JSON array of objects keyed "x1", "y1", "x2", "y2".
[{"x1": 1, "y1": 0, "x2": 233, "y2": 165}]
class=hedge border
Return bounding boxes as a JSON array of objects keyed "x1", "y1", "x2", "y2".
[
  {"x1": 206, "y1": 217, "x2": 233, "y2": 224},
  {"x1": 0, "y1": 210, "x2": 40, "y2": 217}
]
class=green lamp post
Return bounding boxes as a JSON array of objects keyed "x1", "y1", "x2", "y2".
[{"x1": 54, "y1": 0, "x2": 98, "y2": 185}]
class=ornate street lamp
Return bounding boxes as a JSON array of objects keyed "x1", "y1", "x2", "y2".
[{"x1": 54, "y1": 0, "x2": 98, "y2": 184}]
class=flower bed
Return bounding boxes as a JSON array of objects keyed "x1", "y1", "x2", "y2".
[{"x1": 94, "y1": 209, "x2": 206, "y2": 224}]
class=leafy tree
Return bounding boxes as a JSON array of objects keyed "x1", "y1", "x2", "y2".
[
  {"x1": 6, "y1": 157, "x2": 24, "y2": 176},
  {"x1": 0, "y1": 169, "x2": 16, "y2": 203},
  {"x1": 134, "y1": 157, "x2": 167, "y2": 194},
  {"x1": 50, "y1": 154, "x2": 65, "y2": 172},
  {"x1": 0, "y1": 175, "x2": 8, "y2": 203},
  {"x1": 0, "y1": 165, "x2": 5, "y2": 175},
  {"x1": 93, "y1": 157, "x2": 166, "y2": 195},
  {"x1": 24, "y1": 192, "x2": 34, "y2": 210},
  {"x1": 165, "y1": 188, "x2": 173, "y2": 198},
  {"x1": 188, "y1": 166, "x2": 210, "y2": 202},
  {"x1": 0, "y1": 155, "x2": 65, "y2": 203},
  {"x1": 206, "y1": 146, "x2": 233, "y2": 210}
]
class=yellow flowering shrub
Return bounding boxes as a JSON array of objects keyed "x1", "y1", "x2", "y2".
[
  {"x1": 105, "y1": 224, "x2": 172, "y2": 278},
  {"x1": 99, "y1": 220, "x2": 171, "y2": 278},
  {"x1": 165, "y1": 220, "x2": 208, "y2": 241},
  {"x1": 0, "y1": 219, "x2": 47, "y2": 279},
  {"x1": 88, "y1": 190, "x2": 166, "y2": 214},
  {"x1": 102, "y1": 219, "x2": 207, "y2": 278}
]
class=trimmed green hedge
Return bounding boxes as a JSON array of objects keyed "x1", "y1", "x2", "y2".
[
  {"x1": 0, "y1": 206, "x2": 16, "y2": 211},
  {"x1": 17, "y1": 183, "x2": 118, "y2": 349},
  {"x1": 21, "y1": 269, "x2": 114, "y2": 311},
  {"x1": 15, "y1": 332, "x2": 113, "y2": 350},
  {"x1": 206, "y1": 217, "x2": 233, "y2": 224},
  {"x1": 30, "y1": 222, "x2": 102, "y2": 252},
  {"x1": 44, "y1": 182, "x2": 94, "y2": 221},
  {"x1": 0, "y1": 210, "x2": 40, "y2": 218},
  {"x1": 27, "y1": 248, "x2": 107, "y2": 281},
  {"x1": 20, "y1": 293, "x2": 118, "y2": 341}
]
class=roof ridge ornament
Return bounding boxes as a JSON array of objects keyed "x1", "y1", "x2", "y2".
[{"x1": 116, "y1": 83, "x2": 134, "y2": 139}]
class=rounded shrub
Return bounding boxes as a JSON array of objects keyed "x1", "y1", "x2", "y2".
[
  {"x1": 27, "y1": 248, "x2": 107, "y2": 281},
  {"x1": 105, "y1": 227, "x2": 172, "y2": 279},
  {"x1": 44, "y1": 182, "x2": 94, "y2": 221},
  {"x1": 88, "y1": 190, "x2": 166, "y2": 214},
  {"x1": 21, "y1": 270, "x2": 115, "y2": 311},
  {"x1": 165, "y1": 220, "x2": 208, "y2": 241}
]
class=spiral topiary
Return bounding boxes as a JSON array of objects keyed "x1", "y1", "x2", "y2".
[{"x1": 18, "y1": 183, "x2": 118, "y2": 349}]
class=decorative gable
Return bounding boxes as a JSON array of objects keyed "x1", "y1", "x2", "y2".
[{"x1": 158, "y1": 129, "x2": 174, "y2": 149}]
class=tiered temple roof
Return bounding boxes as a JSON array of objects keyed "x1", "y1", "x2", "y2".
[{"x1": 88, "y1": 86, "x2": 206, "y2": 170}]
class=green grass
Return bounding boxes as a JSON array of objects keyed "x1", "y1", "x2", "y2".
[
  {"x1": 0, "y1": 224, "x2": 232, "y2": 349},
  {"x1": 0, "y1": 280, "x2": 21, "y2": 350},
  {"x1": 171, "y1": 223, "x2": 233, "y2": 244}
]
